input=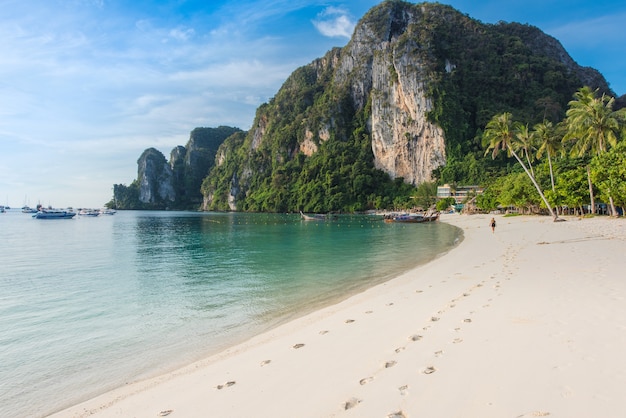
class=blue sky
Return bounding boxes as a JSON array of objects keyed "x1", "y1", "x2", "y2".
[{"x1": 1, "y1": 0, "x2": 625, "y2": 208}]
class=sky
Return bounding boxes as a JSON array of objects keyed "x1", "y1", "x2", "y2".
[{"x1": 1, "y1": 0, "x2": 625, "y2": 209}]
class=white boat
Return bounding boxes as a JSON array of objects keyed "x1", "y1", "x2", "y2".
[
  {"x1": 33, "y1": 208, "x2": 76, "y2": 219},
  {"x1": 299, "y1": 211, "x2": 337, "y2": 221},
  {"x1": 100, "y1": 208, "x2": 116, "y2": 215},
  {"x1": 22, "y1": 206, "x2": 38, "y2": 213},
  {"x1": 78, "y1": 208, "x2": 100, "y2": 216}
]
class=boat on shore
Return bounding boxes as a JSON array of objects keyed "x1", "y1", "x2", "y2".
[
  {"x1": 33, "y1": 208, "x2": 77, "y2": 219},
  {"x1": 384, "y1": 211, "x2": 440, "y2": 223}
]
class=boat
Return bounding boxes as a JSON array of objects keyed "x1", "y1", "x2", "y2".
[
  {"x1": 385, "y1": 211, "x2": 440, "y2": 223},
  {"x1": 22, "y1": 206, "x2": 38, "y2": 213},
  {"x1": 32, "y1": 208, "x2": 77, "y2": 219},
  {"x1": 0, "y1": 206, "x2": 5, "y2": 213},
  {"x1": 100, "y1": 208, "x2": 117, "y2": 215},
  {"x1": 300, "y1": 211, "x2": 327, "y2": 221},
  {"x1": 300, "y1": 211, "x2": 335, "y2": 221},
  {"x1": 78, "y1": 208, "x2": 100, "y2": 216}
]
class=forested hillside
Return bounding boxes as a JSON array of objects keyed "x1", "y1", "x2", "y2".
[
  {"x1": 112, "y1": 1, "x2": 625, "y2": 214},
  {"x1": 200, "y1": 0, "x2": 617, "y2": 213}
]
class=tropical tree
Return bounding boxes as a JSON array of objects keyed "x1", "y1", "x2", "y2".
[
  {"x1": 483, "y1": 112, "x2": 558, "y2": 220},
  {"x1": 590, "y1": 141, "x2": 626, "y2": 216},
  {"x1": 512, "y1": 122, "x2": 536, "y2": 178},
  {"x1": 498, "y1": 172, "x2": 540, "y2": 214},
  {"x1": 563, "y1": 86, "x2": 622, "y2": 215},
  {"x1": 534, "y1": 120, "x2": 562, "y2": 193},
  {"x1": 551, "y1": 162, "x2": 589, "y2": 215}
]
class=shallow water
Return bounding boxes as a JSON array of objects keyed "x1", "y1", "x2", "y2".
[{"x1": 0, "y1": 210, "x2": 460, "y2": 417}]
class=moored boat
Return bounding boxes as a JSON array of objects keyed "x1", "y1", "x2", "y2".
[
  {"x1": 300, "y1": 211, "x2": 337, "y2": 221},
  {"x1": 385, "y1": 211, "x2": 440, "y2": 223},
  {"x1": 33, "y1": 208, "x2": 77, "y2": 219},
  {"x1": 78, "y1": 208, "x2": 100, "y2": 216}
]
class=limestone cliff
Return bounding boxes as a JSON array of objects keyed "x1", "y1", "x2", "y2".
[
  {"x1": 114, "y1": 126, "x2": 241, "y2": 210},
  {"x1": 334, "y1": 2, "x2": 448, "y2": 185},
  {"x1": 137, "y1": 148, "x2": 175, "y2": 205}
]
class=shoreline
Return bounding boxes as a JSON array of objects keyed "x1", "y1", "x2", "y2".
[{"x1": 51, "y1": 214, "x2": 626, "y2": 417}]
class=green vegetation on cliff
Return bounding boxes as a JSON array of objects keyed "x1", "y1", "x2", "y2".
[
  {"x1": 201, "y1": 1, "x2": 611, "y2": 213},
  {"x1": 114, "y1": 1, "x2": 624, "y2": 215}
]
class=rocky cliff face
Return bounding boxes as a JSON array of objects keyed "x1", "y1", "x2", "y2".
[
  {"x1": 137, "y1": 148, "x2": 176, "y2": 205},
  {"x1": 115, "y1": 127, "x2": 240, "y2": 210},
  {"x1": 336, "y1": 3, "x2": 447, "y2": 185}
]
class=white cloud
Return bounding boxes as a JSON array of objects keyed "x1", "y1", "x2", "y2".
[
  {"x1": 548, "y1": 12, "x2": 626, "y2": 48},
  {"x1": 168, "y1": 27, "x2": 196, "y2": 42},
  {"x1": 312, "y1": 6, "x2": 355, "y2": 39}
]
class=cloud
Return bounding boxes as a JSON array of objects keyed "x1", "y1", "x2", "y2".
[
  {"x1": 167, "y1": 27, "x2": 196, "y2": 42},
  {"x1": 548, "y1": 12, "x2": 626, "y2": 48},
  {"x1": 312, "y1": 6, "x2": 355, "y2": 39}
]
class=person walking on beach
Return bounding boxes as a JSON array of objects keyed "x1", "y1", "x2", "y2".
[{"x1": 489, "y1": 217, "x2": 496, "y2": 233}]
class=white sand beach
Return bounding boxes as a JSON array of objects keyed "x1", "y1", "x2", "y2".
[{"x1": 51, "y1": 214, "x2": 626, "y2": 418}]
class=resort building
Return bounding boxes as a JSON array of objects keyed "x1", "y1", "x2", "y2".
[{"x1": 436, "y1": 184, "x2": 483, "y2": 204}]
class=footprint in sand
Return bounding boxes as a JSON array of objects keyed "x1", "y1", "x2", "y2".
[
  {"x1": 319, "y1": 330, "x2": 329, "y2": 335},
  {"x1": 343, "y1": 397, "x2": 361, "y2": 410},
  {"x1": 365, "y1": 310, "x2": 373, "y2": 314},
  {"x1": 385, "y1": 360, "x2": 397, "y2": 368},
  {"x1": 423, "y1": 366, "x2": 436, "y2": 374},
  {"x1": 345, "y1": 319, "x2": 355, "y2": 323},
  {"x1": 260, "y1": 360, "x2": 271, "y2": 366},
  {"x1": 516, "y1": 412, "x2": 551, "y2": 417},
  {"x1": 453, "y1": 338, "x2": 463, "y2": 344},
  {"x1": 359, "y1": 376, "x2": 374, "y2": 385},
  {"x1": 395, "y1": 346, "x2": 405, "y2": 353},
  {"x1": 157, "y1": 411, "x2": 173, "y2": 417},
  {"x1": 216, "y1": 381, "x2": 236, "y2": 389},
  {"x1": 431, "y1": 316, "x2": 440, "y2": 322},
  {"x1": 399, "y1": 385, "x2": 409, "y2": 395},
  {"x1": 434, "y1": 350, "x2": 444, "y2": 357},
  {"x1": 388, "y1": 410, "x2": 407, "y2": 418},
  {"x1": 293, "y1": 343, "x2": 305, "y2": 349},
  {"x1": 410, "y1": 334, "x2": 423, "y2": 341}
]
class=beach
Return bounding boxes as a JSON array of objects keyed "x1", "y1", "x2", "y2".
[{"x1": 51, "y1": 213, "x2": 626, "y2": 418}]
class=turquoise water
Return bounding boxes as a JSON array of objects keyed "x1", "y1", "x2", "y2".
[{"x1": 0, "y1": 210, "x2": 461, "y2": 417}]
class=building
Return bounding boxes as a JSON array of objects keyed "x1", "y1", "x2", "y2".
[{"x1": 436, "y1": 184, "x2": 483, "y2": 204}]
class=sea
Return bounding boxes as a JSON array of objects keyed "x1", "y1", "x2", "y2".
[{"x1": 0, "y1": 209, "x2": 461, "y2": 417}]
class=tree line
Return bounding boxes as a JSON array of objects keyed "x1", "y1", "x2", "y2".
[{"x1": 477, "y1": 87, "x2": 626, "y2": 218}]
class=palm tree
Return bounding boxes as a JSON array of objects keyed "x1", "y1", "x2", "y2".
[
  {"x1": 534, "y1": 120, "x2": 562, "y2": 193},
  {"x1": 564, "y1": 86, "x2": 621, "y2": 215},
  {"x1": 483, "y1": 112, "x2": 558, "y2": 220},
  {"x1": 513, "y1": 122, "x2": 536, "y2": 178}
]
